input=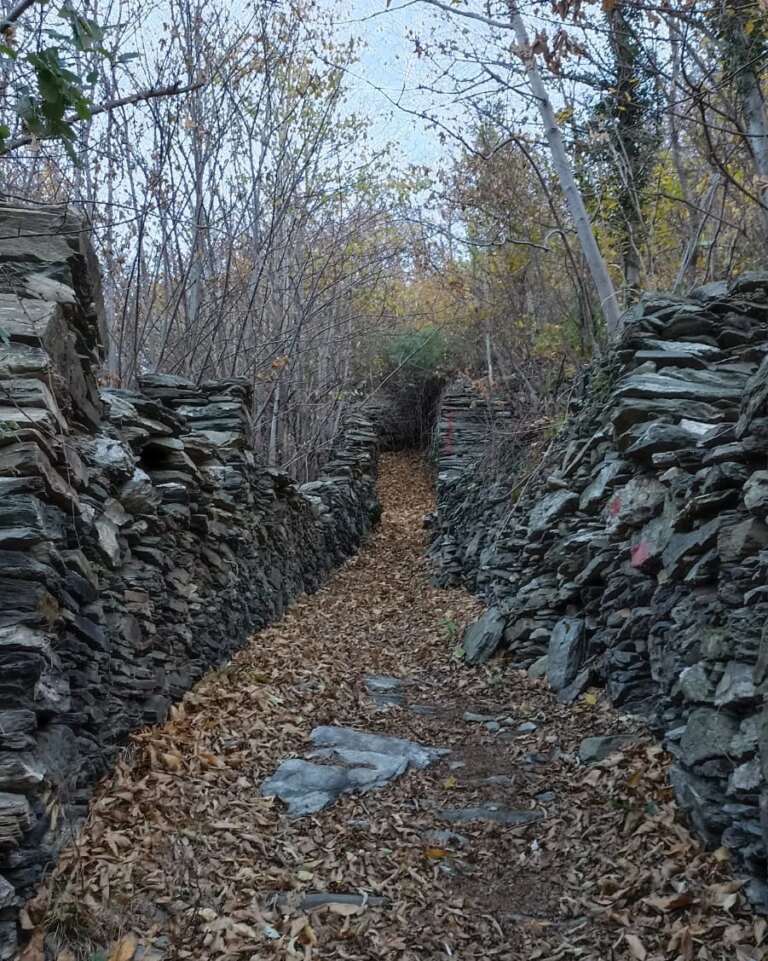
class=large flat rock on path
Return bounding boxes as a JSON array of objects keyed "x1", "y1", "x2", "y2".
[{"x1": 261, "y1": 725, "x2": 449, "y2": 815}]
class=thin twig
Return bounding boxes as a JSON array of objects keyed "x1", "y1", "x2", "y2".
[{"x1": 4, "y1": 80, "x2": 206, "y2": 152}]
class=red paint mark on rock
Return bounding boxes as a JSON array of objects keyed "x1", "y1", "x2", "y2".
[
  {"x1": 608, "y1": 496, "x2": 622, "y2": 517},
  {"x1": 443, "y1": 409, "x2": 454, "y2": 455},
  {"x1": 631, "y1": 537, "x2": 649, "y2": 567}
]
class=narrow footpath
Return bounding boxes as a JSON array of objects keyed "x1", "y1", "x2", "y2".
[{"x1": 23, "y1": 457, "x2": 764, "y2": 961}]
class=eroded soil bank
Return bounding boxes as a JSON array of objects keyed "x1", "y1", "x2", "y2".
[{"x1": 20, "y1": 456, "x2": 766, "y2": 961}]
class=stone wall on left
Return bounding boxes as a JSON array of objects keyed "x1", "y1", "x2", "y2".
[{"x1": 0, "y1": 203, "x2": 380, "y2": 958}]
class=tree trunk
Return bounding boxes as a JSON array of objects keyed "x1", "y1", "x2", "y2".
[
  {"x1": 673, "y1": 175, "x2": 721, "y2": 293},
  {"x1": 739, "y1": 64, "x2": 768, "y2": 239},
  {"x1": 715, "y1": 1, "x2": 768, "y2": 239},
  {"x1": 484, "y1": 323, "x2": 494, "y2": 393},
  {"x1": 268, "y1": 378, "x2": 281, "y2": 467},
  {"x1": 507, "y1": 2, "x2": 622, "y2": 337}
]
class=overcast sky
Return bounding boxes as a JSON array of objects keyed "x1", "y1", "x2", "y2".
[
  {"x1": 332, "y1": 0, "x2": 463, "y2": 169},
  {"x1": 328, "y1": 0, "x2": 600, "y2": 177}
]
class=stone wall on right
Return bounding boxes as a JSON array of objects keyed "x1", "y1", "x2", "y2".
[{"x1": 428, "y1": 275, "x2": 768, "y2": 906}]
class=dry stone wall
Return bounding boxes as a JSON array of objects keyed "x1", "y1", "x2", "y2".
[
  {"x1": 428, "y1": 278, "x2": 768, "y2": 907},
  {"x1": 0, "y1": 204, "x2": 379, "y2": 958}
]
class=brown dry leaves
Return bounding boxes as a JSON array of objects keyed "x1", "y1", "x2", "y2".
[{"x1": 20, "y1": 455, "x2": 765, "y2": 961}]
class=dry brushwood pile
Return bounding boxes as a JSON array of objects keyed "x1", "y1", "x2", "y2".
[{"x1": 19, "y1": 455, "x2": 768, "y2": 961}]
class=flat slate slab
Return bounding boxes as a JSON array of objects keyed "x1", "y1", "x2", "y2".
[
  {"x1": 364, "y1": 675, "x2": 406, "y2": 707},
  {"x1": 578, "y1": 734, "x2": 644, "y2": 764},
  {"x1": 440, "y1": 806, "x2": 544, "y2": 825},
  {"x1": 261, "y1": 726, "x2": 448, "y2": 816},
  {"x1": 364, "y1": 676, "x2": 402, "y2": 693},
  {"x1": 261, "y1": 892, "x2": 387, "y2": 911},
  {"x1": 462, "y1": 607, "x2": 505, "y2": 664}
]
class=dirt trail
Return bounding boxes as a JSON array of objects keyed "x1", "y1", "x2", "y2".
[{"x1": 22, "y1": 455, "x2": 765, "y2": 961}]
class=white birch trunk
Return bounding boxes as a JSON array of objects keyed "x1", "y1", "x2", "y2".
[
  {"x1": 507, "y1": 3, "x2": 622, "y2": 337},
  {"x1": 740, "y1": 67, "x2": 768, "y2": 239},
  {"x1": 268, "y1": 379, "x2": 281, "y2": 467}
]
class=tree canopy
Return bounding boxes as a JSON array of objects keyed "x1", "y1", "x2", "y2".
[{"x1": 4, "y1": 0, "x2": 768, "y2": 468}]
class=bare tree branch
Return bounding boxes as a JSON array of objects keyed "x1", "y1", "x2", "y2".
[
  {"x1": 4, "y1": 79, "x2": 206, "y2": 152},
  {"x1": 0, "y1": 0, "x2": 37, "y2": 33}
]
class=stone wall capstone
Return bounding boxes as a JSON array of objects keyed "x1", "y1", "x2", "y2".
[
  {"x1": 428, "y1": 277, "x2": 768, "y2": 908},
  {"x1": 0, "y1": 203, "x2": 380, "y2": 958}
]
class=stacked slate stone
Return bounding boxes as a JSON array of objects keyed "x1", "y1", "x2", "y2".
[
  {"x1": 0, "y1": 204, "x2": 108, "y2": 960},
  {"x1": 425, "y1": 382, "x2": 514, "y2": 585},
  {"x1": 364, "y1": 375, "x2": 445, "y2": 452},
  {"x1": 429, "y1": 275, "x2": 768, "y2": 907},
  {"x1": 0, "y1": 203, "x2": 379, "y2": 959}
]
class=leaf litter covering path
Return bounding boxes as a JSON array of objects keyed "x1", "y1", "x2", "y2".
[{"x1": 21, "y1": 454, "x2": 767, "y2": 961}]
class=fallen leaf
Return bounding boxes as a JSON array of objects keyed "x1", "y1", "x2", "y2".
[
  {"x1": 328, "y1": 903, "x2": 363, "y2": 917},
  {"x1": 160, "y1": 752, "x2": 182, "y2": 772},
  {"x1": 424, "y1": 848, "x2": 449, "y2": 859},
  {"x1": 625, "y1": 933, "x2": 647, "y2": 960},
  {"x1": 626, "y1": 770, "x2": 643, "y2": 789},
  {"x1": 643, "y1": 891, "x2": 696, "y2": 913},
  {"x1": 703, "y1": 879, "x2": 743, "y2": 910},
  {"x1": 299, "y1": 921, "x2": 317, "y2": 945},
  {"x1": 108, "y1": 935, "x2": 138, "y2": 961},
  {"x1": 17, "y1": 931, "x2": 44, "y2": 961}
]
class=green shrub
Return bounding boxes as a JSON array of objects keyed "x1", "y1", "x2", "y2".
[{"x1": 375, "y1": 325, "x2": 451, "y2": 381}]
